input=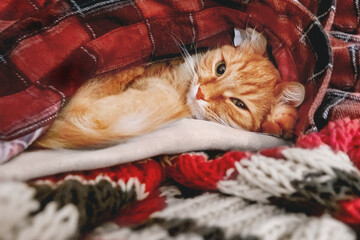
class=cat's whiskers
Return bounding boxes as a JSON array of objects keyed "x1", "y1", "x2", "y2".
[
  {"x1": 202, "y1": 102, "x2": 241, "y2": 129},
  {"x1": 183, "y1": 55, "x2": 196, "y2": 75},
  {"x1": 176, "y1": 46, "x2": 197, "y2": 83},
  {"x1": 224, "y1": 115, "x2": 243, "y2": 129},
  {"x1": 170, "y1": 33, "x2": 198, "y2": 84},
  {"x1": 180, "y1": 48, "x2": 197, "y2": 82},
  {"x1": 204, "y1": 107, "x2": 228, "y2": 126}
]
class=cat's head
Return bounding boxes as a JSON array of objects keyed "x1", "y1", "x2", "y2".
[{"x1": 187, "y1": 29, "x2": 305, "y2": 132}]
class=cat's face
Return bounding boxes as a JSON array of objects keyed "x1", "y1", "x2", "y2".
[{"x1": 187, "y1": 38, "x2": 304, "y2": 132}]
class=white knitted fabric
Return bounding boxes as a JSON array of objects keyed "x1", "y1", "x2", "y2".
[
  {"x1": 218, "y1": 146, "x2": 358, "y2": 202},
  {"x1": 0, "y1": 181, "x2": 79, "y2": 240},
  {"x1": 87, "y1": 186, "x2": 355, "y2": 240},
  {"x1": 2, "y1": 146, "x2": 358, "y2": 240}
]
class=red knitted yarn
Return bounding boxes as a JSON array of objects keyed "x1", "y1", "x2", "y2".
[
  {"x1": 297, "y1": 118, "x2": 360, "y2": 166},
  {"x1": 114, "y1": 190, "x2": 166, "y2": 226},
  {"x1": 166, "y1": 151, "x2": 250, "y2": 190},
  {"x1": 36, "y1": 159, "x2": 166, "y2": 193},
  {"x1": 259, "y1": 147, "x2": 286, "y2": 159},
  {"x1": 296, "y1": 133, "x2": 324, "y2": 149},
  {"x1": 336, "y1": 199, "x2": 360, "y2": 230}
]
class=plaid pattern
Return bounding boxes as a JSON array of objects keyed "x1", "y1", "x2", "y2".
[
  {"x1": 2, "y1": 2, "x2": 360, "y2": 238},
  {"x1": 0, "y1": 0, "x2": 359, "y2": 140},
  {"x1": 0, "y1": 0, "x2": 328, "y2": 140}
]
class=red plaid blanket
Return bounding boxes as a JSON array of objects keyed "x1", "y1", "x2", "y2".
[
  {"x1": 0, "y1": 0, "x2": 357, "y2": 140},
  {"x1": 1, "y1": 0, "x2": 360, "y2": 239}
]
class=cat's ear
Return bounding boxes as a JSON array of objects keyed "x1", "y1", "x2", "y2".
[
  {"x1": 240, "y1": 28, "x2": 267, "y2": 55},
  {"x1": 275, "y1": 82, "x2": 305, "y2": 107}
]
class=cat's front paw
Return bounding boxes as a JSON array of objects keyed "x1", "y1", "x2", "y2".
[
  {"x1": 261, "y1": 120, "x2": 282, "y2": 136},
  {"x1": 261, "y1": 112, "x2": 297, "y2": 139}
]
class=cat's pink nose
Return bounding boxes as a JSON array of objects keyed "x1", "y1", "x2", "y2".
[{"x1": 196, "y1": 87, "x2": 205, "y2": 100}]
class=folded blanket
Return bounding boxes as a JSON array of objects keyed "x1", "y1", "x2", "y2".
[
  {"x1": 0, "y1": 119, "x2": 288, "y2": 181},
  {"x1": 1, "y1": 0, "x2": 360, "y2": 239},
  {"x1": 0, "y1": 0, "x2": 333, "y2": 161}
]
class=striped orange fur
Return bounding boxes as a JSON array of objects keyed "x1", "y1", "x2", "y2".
[{"x1": 35, "y1": 29, "x2": 304, "y2": 149}]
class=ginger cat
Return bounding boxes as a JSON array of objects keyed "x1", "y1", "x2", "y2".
[{"x1": 35, "y1": 29, "x2": 305, "y2": 149}]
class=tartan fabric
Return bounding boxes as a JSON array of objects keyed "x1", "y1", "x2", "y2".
[
  {"x1": 0, "y1": 0, "x2": 359, "y2": 141},
  {"x1": 3, "y1": 1, "x2": 360, "y2": 238},
  {"x1": 0, "y1": 0, "x2": 331, "y2": 142}
]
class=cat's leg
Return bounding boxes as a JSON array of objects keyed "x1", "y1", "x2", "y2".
[
  {"x1": 35, "y1": 66, "x2": 146, "y2": 148},
  {"x1": 261, "y1": 105, "x2": 298, "y2": 138},
  {"x1": 261, "y1": 82, "x2": 304, "y2": 139},
  {"x1": 75, "y1": 66, "x2": 145, "y2": 100},
  {"x1": 36, "y1": 80, "x2": 190, "y2": 148}
]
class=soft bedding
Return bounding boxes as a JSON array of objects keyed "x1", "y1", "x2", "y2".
[{"x1": 1, "y1": 0, "x2": 360, "y2": 239}]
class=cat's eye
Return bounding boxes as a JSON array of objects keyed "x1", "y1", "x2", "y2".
[
  {"x1": 216, "y1": 61, "x2": 226, "y2": 76},
  {"x1": 230, "y1": 98, "x2": 248, "y2": 110}
]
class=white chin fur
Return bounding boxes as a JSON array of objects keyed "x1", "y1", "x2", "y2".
[{"x1": 187, "y1": 84, "x2": 207, "y2": 120}]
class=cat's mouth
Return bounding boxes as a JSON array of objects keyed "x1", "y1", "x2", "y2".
[{"x1": 187, "y1": 84, "x2": 208, "y2": 120}]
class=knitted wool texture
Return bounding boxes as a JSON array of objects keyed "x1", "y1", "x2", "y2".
[
  {"x1": 1, "y1": 118, "x2": 360, "y2": 239},
  {"x1": 297, "y1": 118, "x2": 360, "y2": 165},
  {"x1": 1, "y1": 0, "x2": 360, "y2": 239}
]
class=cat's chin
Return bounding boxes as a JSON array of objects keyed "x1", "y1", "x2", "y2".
[{"x1": 187, "y1": 84, "x2": 208, "y2": 120}]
